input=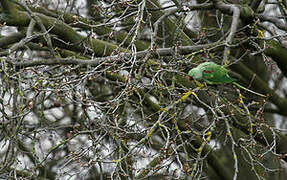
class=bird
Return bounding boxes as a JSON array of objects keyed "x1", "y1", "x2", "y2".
[{"x1": 188, "y1": 62, "x2": 266, "y2": 97}]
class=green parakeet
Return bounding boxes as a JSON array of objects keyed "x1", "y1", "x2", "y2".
[{"x1": 188, "y1": 62, "x2": 266, "y2": 97}]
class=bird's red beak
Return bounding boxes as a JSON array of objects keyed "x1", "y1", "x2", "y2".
[{"x1": 189, "y1": 76, "x2": 193, "y2": 81}]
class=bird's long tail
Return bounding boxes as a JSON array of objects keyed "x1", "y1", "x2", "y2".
[{"x1": 232, "y1": 82, "x2": 266, "y2": 97}]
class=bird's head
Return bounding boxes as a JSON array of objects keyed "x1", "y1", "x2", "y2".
[{"x1": 188, "y1": 68, "x2": 202, "y2": 80}]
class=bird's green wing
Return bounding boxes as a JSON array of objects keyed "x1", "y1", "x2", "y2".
[{"x1": 201, "y1": 63, "x2": 236, "y2": 84}]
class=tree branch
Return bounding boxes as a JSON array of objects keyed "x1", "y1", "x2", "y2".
[{"x1": 9, "y1": 42, "x2": 224, "y2": 67}]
